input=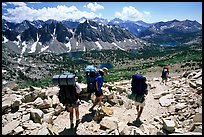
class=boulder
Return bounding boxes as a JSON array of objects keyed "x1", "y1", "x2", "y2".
[
  {"x1": 2, "y1": 120, "x2": 20, "y2": 135},
  {"x1": 193, "y1": 113, "x2": 202, "y2": 123},
  {"x1": 30, "y1": 108, "x2": 44, "y2": 123},
  {"x1": 162, "y1": 118, "x2": 176, "y2": 132},
  {"x1": 100, "y1": 116, "x2": 118, "y2": 131}
]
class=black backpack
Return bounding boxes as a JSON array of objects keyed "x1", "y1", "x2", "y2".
[
  {"x1": 52, "y1": 72, "x2": 78, "y2": 105},
  {"x1": 58, "y1": 85, "x2": 78, "y2": 105}
]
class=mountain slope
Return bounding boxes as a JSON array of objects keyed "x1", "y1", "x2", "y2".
[
  {"x1": 2, "y1": 19, "x2": 148, "y2": 54},
  {"x1": 138, "y1": 19, "x2": 202, "y2": 45}
]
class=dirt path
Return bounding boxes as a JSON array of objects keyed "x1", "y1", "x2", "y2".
[
  {"x1": 141, "y1": 79, "x2": 170, "y2": 123},
  {"x1": 51, "y1": 71, "x2": 179, "y2": 135}
]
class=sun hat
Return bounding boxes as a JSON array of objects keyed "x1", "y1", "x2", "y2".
[{"x1": 102, "y1": 67, "x2": 109, "y2": 74}]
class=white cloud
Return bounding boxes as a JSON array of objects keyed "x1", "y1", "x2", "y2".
[
  {"x1": 2, "y1": 4, "x2": 101, "y2": 23},
  {"x1": 2, "y1": 3, "x2": 7, "y2": 7},
  {"x1": 143, "y1": 11, "x2": 150, "y2": 15},
  {"x1": 84, "y1": 2, "x2": 104, "y2": 12},
  {"x1": 115, "y1": 6, "x2": 151, "y2": 21},
  {"x1": 8, "y1": 2, "x2": 27, "y2": 7}
]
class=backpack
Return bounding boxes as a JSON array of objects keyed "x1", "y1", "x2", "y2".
[
  {"x1": 52, "y1": 72, "x2": 77, "y2": 105},
  {"x1": 52, "y1": 72, "x2": 76, "y2": 86},
  {"x1": 131, "y1": 74, "x2": 147, "y2": 95},
  {"x1": 85, "y1": 65, "x2": 98, "y2": 93},
  {"x1": 58, "y1": 85, "x2": 78, "y2": 105}
]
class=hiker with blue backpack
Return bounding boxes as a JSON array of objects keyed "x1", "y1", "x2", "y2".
[
  {"x1": 128, "y1": 74, "x2": 148, "y2": 122},
  {"x1": 85, "y1": 65, "x2": 98, "y2": 101},
  {"x1": 88, "y1": 67, "x2": 109, "y2": 112}
]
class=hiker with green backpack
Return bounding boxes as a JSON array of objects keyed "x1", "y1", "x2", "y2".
[{"x1": 128, "y1": 74, "x2": 148, "y2": 122}]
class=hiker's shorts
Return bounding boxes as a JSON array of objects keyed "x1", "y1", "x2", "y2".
[
  {"x1": 161, "y1": 76, "x2": 168, "y2": 80},
  {"x1": 128, "y1": 93, "x2": 145, "y2": 107},
  {"x1": 66, "y1": 99, "x2": 80, "y2": 108},
  {"x1": 135, "y1": 100, "x2": 145, "y2": 107},
  {"x1": 95, "y1": 91, "x2": 103, "y2": 97}
]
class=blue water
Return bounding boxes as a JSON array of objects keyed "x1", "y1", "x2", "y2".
[{"x1": 160, "y1": 41, "x2": 181, "y2": 47}]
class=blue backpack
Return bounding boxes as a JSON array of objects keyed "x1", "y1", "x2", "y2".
[
  {"x1": 131, "y1": 74, "x2": 147, "y2": 95},
  {"x1": 85, "y1": 65, "x2": 99, "y2": 93}
]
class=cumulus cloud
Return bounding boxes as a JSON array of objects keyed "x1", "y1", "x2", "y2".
[
  {"x1": 84, "y1": 2, "x2": 104, "y2": 12},
  {"x1": 8, "y1": 2, "x2": 27, "y2": 7},
  {"x1": 2, "y1": 3, "x2": 7, "y2": 7},
  {"x1": 115, "y1": 6, "x2": 151, "y2": 21},
  {"x1": 2, "y1": 3, "x2": 101, "y2": 23}
]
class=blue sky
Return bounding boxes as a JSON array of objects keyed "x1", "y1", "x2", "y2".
[{"x1": 2, "y1": 2, "x2": 202, "y2": 24}]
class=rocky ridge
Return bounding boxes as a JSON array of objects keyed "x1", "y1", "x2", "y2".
[{"x1": 2, "y1": 69, "x2": 202, "y2": 135}]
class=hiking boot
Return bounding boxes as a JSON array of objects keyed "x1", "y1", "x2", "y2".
[
  {"x1": 76, "y1": 119, "x2": 80, "y2": 125},
  {"x1": 89, "y1": 107, "x2": 94, "y2": 112},
  {"x1": 136, "y1": 117, "x2": 141, "y2": 122},
  {"x1": 70, "y1": 123, "x2": 74, "y2": 129},
  {"x1": 75, "y1": 119, "x2": 80, "y2": 128}
]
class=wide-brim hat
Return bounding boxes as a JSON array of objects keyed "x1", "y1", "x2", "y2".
[{"x1": 102, "y1": 67, "x2": 109, "y2": 74}]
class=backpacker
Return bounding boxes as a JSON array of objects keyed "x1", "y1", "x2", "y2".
[
  {"x1": 161, "y1": 69, "x2": 168, "y2": 78},
  {"x1": 52, "y1": 72, "x2": 77, "y2": 105},
  {"x1": 131, "y1": 74, "x2": 147, "y2": 95},
  {"x1": 161, "y1": 66, "x2": 169, "y2": 78},
  {"x1": 85, "y1": 65, "x2": 98, "y2": 93}
]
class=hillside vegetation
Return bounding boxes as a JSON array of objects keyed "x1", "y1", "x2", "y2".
[{"x1": 4, "y1": 43, "x2": 200, "y2": 89}]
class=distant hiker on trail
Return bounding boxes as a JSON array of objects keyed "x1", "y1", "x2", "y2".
[
  {"x1": 161, "y1": 65, "x2": 170, "y2": 85},
  {"x1": 128, "y1": 74, "x2": 148, "y2": 121},
  {"x1": 89, "y1": 67, "x2": 109, "y2": 112}
]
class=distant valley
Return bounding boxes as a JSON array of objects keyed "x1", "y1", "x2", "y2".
[{"x1": 2, "y1": 17, "x2": 202, "y2": 88}]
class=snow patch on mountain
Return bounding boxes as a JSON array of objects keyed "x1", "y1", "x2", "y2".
[
  {"x1": 2, "y1": 36, "x2": 9, "y2": 43},
  {"x1": 95, "y1": 41, "x2": 102, "y2": 50},
  {"x1": 28, "y1": 33, "x2": 39, "y2": 53},
  {"x1": 41, "y1": 45, "x2": 49, "y2": 52},
  {"x1": 112, "y1": 42, "x2": 125, "y2": 51},
  {"x1": 65, "y1": 42, "x2": 71, "y2": 52},
  {"x1": 90, "y1": 25, "x2": 97, "y2": 30},
  {"x1": 21, "y1": 41, "x2": 28, "y2": 55}
]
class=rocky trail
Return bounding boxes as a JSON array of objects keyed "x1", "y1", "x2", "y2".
[{"x1": 2, "y1": 69, "x2": 202, "y2": 135}]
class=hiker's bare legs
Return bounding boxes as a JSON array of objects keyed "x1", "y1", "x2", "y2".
[
  {"x1": 68, "y1": 107, "x2": 74, "y2": 128},
  {"x1": 92, "y1": 97, "x2": 100, "y2": 108},
  {"x1": 75, "y1": 107, "x2": 80, "y2": 127},
  {"x1": 75, "y1": 107, "x2": 79, "y2": 120},
  {"x1": 97, "y1": 95, "x2": 103, "y2": 107},
  {"x1": 136, "y1": 106, "x2": 144, "y2": 120},
  {"x1": 89, "y1": 95, "x2": 102, "y2": 111},
  {"x1": 165, "y1": 79, "x2": 168, "y2": 85},
  {"x1": 136, "y1": 105, "x2": 139, "y2": 112}
]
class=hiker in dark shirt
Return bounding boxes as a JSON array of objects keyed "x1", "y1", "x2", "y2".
[
  {"x1": 128, "y1": 74, "x2": 148, "y2": 121},
  {"x1": 89, "y1": 67, "x2": 109, "y2": 111},
  {"x1": 66, "y1": 80, "x2": 82, "y2": 129},
  {"x1": 161, "y1": 65, "x2": 170, "y2": 85}
]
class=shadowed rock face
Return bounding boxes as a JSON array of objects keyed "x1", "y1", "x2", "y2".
[
  {"x1": 2, "y1": 19, "x2": 147, "y2": 54},
  {"x1": 2, "y1": 69, "x2": 202, "y2": 135}
]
